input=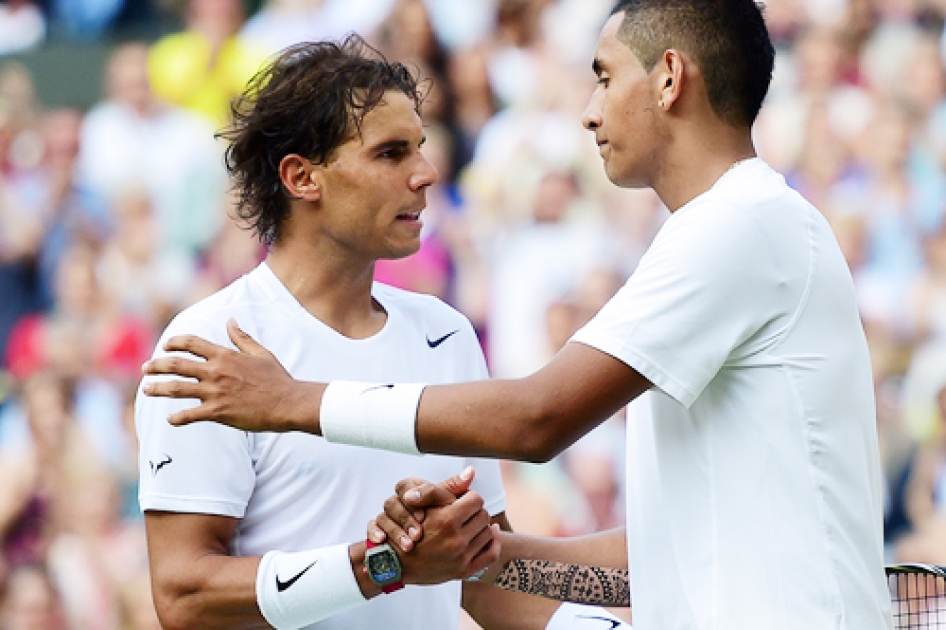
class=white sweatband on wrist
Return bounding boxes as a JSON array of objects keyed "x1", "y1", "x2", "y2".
[
  {"x1": 256, "y1": 543, "x2": 366, "y2": 629},
  {"x1": 320, "y1": 381, "x2": 426, "y2": 455},
  {"x1": 545, "y1": 602, "x2": 632, "y2": 629}
]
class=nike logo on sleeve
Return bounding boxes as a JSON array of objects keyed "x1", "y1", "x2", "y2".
[
  {"x1": 577, "y1": 616, "x2": 624, "y2": 629},
  {"x1": 427, "y1": 330, "x2": 459, "y2": 348},
  {"x1": 276, "y1": 561, "x2": 318, "y2": 592}
]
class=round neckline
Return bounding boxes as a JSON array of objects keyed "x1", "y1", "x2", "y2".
[{"x1": 255, "y1": 261, "x2": 396, "y2": 346}]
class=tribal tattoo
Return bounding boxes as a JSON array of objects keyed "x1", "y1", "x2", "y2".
[{"x1": 492, "y1": 559, "x2": 630, "y2": 607}]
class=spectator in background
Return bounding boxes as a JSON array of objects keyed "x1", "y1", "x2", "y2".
[
  {"x1": 844, "y1": 103, "x2": 928, "y2": 334},
  {"x1": 896, "y1": 386, "x2": 946, "y2": 564},
  {"x1": 50, "y1": 0, "x2": 125, "y2": 40},
  {"x1": 0, "y1": 106, "x2": 111, "y2": 360},
  {"x1": 488, "y1": 169, "x2": 615, "y2": 378},
  {"x1": 47, "y1": 467, "x2": 148, "y2": 630},
  {"x1": 96, "y1": 187, "x2": 195, "y2": 331},
  {"x1": 188, "y1": 204, "x2": 264, "y2": 303},
  {"x1": 444, "y1": 46, "x2": 497, "y2": 174},
  {"x1": 0, "y1": 564, "x2": 67, "y2": 630},
  {"x1": 0, "y1": 1, "x2": 45, "y2": 56},
  {"x1": 0, "y1": 63, "x2": 47, "y2": 359},
  {"x1": 3, "y1": 243, "x2": 148, "y2": 472},
  {"x1": 0, "y1": 373, "x2": 100, "y2": 575},
  {"x1": 239, "y1": 0, "x2": 329, "y2": 56},
  {"x1": 147, "y1": 0, "x2": 266, "y2": 129},
  {"x1": 78, "y1": 42, "x2": 227, "y2": 255}
]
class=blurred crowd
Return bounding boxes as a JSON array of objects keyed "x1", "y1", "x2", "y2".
[{"x1": 2, "y1": 0, "x2": 946, "y2": 627}]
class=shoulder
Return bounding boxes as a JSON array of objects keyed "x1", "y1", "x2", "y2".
[
  {"x1": 662, "y1": 170, "x2": 812, "y2": 260},
  {"x1": 157, "y1": 274, "x2": 261, "y2": 348}
]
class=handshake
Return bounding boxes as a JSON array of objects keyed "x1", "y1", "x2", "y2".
[
  {"x1": 359, "y1": 467, "x2": 633, "y2": 630},
  {"x1": 362, "y1": 466, "x2": 505, "y2": 589}
]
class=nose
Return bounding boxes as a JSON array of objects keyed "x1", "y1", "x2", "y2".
[
  {"x1": 410, "y1": 153, "x2": 439, "y2": 191},
  {"x1": 582, "y1": 90, "x2": 603, "y2": 131}
]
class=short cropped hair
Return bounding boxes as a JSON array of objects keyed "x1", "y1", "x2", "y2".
[
  {"x1": 219, "y1": 35, "x2": 423, "y2": 246},
  {"x1": 611, "y1": 0, "x2": 774, "y2": 128}
]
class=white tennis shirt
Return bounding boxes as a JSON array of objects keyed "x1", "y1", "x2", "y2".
[
  {"x1": 136, "y1": 263, "x2": 506, "y2": 630},
  {"x1": 572, "y1": 159, "x2": 892, "y2": 630}
]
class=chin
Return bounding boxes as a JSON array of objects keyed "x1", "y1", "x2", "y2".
[
  {"x1": 606, "y1": 163, "x2": 649, "y2": 190},
  {"x1": 383, "y1": 242, "x2": 422, "y2": 261}
]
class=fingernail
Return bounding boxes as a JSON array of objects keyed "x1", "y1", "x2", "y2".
[
  {"x1": 400, "y1": 536, "x2": 412, "y2": 549},
  {"x1": 413, "y1": 511, "x2": 424, "y2": 521},
  {"x1": 140, "y1": 361, "x2": 149, "y2": 373},
  {"x1": 142, "y1": 384, "x2": 152, "y2": 394},
  {"x1": 405, "y1": 489, "x2": 421, "y2": 502},
  {"x1": 408, "y1": 526, "x2": 420, "y2": 539},
  {"x1": 460, "y1": 466, "x2": 473, "y2": 481}
]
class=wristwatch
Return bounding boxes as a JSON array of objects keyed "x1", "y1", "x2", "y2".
[{"x1": 364, "y1": 540, "x2": 405, "y2": 593}]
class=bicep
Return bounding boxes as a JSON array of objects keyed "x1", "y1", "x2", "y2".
[{"x1": 526, "y1": 342, "x2": 650, "y2": 450}]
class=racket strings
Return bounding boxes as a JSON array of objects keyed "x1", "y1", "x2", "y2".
[{"x1": 890, "y1": 569, "x2": 946, "y2": 629}]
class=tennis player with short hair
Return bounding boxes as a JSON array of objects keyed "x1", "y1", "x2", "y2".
[
  {"x1": 135, "y1": 36, "x2": 627, "y2": 630},
  {"x1": 143, "y1": 1, "x2": 893, "y2": 628}
]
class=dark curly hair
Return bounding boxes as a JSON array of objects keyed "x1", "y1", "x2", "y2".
[
  {"x1": 611, "y1": 0, "x2": 775, "y2": 128},
  {"x1": 218, "y1": 34, "x2": 423, "y2": 246}
]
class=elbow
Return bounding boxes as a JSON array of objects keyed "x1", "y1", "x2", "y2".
[
  {"x1": 154, "y1": 597, "x2": 195, "y2": 630},
  {"x1": 152, "y1": 577, "x2": 205, "y2": 630}
]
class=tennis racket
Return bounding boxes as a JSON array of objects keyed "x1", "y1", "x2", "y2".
[{"x1": 888, "y1": 564, "x2": 946, "y2": 629}]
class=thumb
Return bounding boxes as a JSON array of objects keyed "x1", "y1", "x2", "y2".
[
  {"x1": 226, "y1": 318, "x2": 270, "y2": 357},
  {"x1": 438, "y1": 465, "x2": 475, "y2": 498}
]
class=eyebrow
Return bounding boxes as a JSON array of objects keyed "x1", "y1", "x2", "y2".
[{"x1": 368, "y1": 136, "x2": 426, "y2": 154}]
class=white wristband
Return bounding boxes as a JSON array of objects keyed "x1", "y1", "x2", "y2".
[
  {"x1": 256, "y1": 543, "x2": 366, "y2": 629},
  {"x1": 545, "y1": 602, "x2": 632, "y2": 629},
  {"x1": 320, "y1": 381, "x2": 426, "y2": 455}
]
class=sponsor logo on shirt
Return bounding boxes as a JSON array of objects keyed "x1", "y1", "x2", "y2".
[
  {"x1": 427, "y1": 330, "x2": 459, "y2": 348},
  {"x1": 149, "y1": 455, "x2": 173, "y2": 476}
]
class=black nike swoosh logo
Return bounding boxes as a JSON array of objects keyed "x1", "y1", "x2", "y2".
[
  {"x1": 276, "y1": 561, "x2": 318, "y2": 592},
  {"x1": 577, "y1": 615, "x2": 622, "y2": 629},
  {"x1": 362, "y1": 384, "x2": 395, "y2": 394},
  {"x1": 150, "y1": 455, "x2": 172, "y2": 476},
  {"x1": 427, "y1": 330, "x2": 459, "y2": 348}
]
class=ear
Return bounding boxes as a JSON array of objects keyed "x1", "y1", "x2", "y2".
[
  {"x1": 278, "y1": 154, "x2": 321, "y2": 202},
  {"x1": 655, "y1": 49, "x2": 686, "y2": 111}
]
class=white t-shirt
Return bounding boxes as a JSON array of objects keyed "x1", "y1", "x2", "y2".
[
  {"x1": 137, "y1": 262, "x2": 506, "y2": 630},
  {"x1": 572, "y1": 159, "x2": 891, "y2": 630}
]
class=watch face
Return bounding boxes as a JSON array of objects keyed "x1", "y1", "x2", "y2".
[{"x1": 367, "y1": 548, "x2": 401, "y2": 584}]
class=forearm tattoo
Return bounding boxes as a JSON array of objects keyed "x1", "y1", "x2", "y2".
[{"x1": 492, "y1": 559, "x2": 630, "y2": 607}]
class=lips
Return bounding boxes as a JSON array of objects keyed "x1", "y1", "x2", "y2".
[{"x1": 397, "y1": 211, "x2": 422, "y2": 220}]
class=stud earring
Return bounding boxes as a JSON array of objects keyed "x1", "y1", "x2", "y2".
[{"x1": 658, "y1": 99, "x2": 665, "y2": 108}]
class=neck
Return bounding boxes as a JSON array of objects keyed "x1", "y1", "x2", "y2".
[
  {"x1": 650, "y1": 123, "x2": 756, "y2": 212},
  {"x1": 265, "y1": 238, "x2": 386, "y2": 340}
]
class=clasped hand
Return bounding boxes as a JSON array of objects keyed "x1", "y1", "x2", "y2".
[{"x1": 369, "y1": 467, "x2": 501, "y2": 585}]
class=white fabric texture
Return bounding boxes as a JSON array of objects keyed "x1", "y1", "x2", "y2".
[
  {"x1": 321, "y1": 381, "x2": 426, "y2": 455},
  {"x1": 545, "y1": 602, "x2": 631, "y2": 629},
  {"x1": 137, "y1": 262, "x2": 506, "y2": 630},
  {"x1": 256, "y1": 545, "x2": 365, "y2": 629},
  {"x1": 571, "y1": 159, "x2": 891, "y2": 630}
]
